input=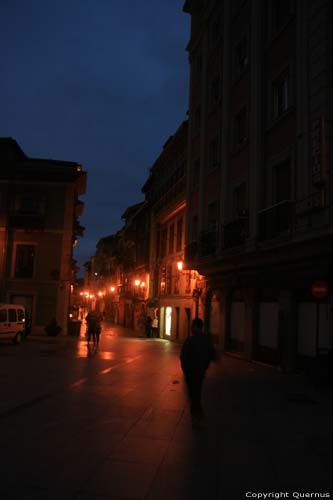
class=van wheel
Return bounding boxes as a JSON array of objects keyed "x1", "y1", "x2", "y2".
[{"x1": 13, "y1": 332, "x2": 22, "y2": 345}]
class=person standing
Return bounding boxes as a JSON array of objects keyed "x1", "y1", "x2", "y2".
[
  {"x1": 151, "y1": 315, "x2": 159, "y2": 338},
  {"x1": 180, "y1": 318, "x2": 215, "y2": 425}
]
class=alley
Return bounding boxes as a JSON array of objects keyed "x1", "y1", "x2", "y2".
[{"x1": 0, "y1": 325, "x2": 332, "y2": 500}]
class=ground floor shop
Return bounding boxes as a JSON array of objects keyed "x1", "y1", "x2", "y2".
[
  {"x1": 156, "y1": 297, "x2": 201, "y2": 342},
  {"x1": 203, "y1": 252, "x2": 333, "y2": 371}
]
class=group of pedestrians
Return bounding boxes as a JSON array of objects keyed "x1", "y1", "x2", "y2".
[{"x1": 85, "y1": 311, "x2": 102, "y2": 343}]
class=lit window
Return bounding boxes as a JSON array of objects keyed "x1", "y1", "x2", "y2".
[{"x1": 165, "y1": 307, "x2": 172, "y2": 336}]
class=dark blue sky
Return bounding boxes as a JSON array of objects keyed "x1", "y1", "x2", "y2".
[{"x1": 0, "y1": 0, "x2": 189, "y2": 269}]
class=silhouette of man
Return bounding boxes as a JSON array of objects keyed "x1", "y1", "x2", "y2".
[{"x1": 180, "y1": 318, "x2": 215, "y2": 424}]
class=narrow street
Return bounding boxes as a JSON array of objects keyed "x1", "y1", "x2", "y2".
[{"x1": 0, "y1": 324, "x2": 332, "y2": 500}]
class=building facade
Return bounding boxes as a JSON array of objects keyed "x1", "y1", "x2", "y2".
[
  {"x1": 183, "y1": 0, "x2": 333, "y2": 368},
  {"x1": 143, "y1": 120, "x2": 204, "y2": 341},
  {"x1": 0, "y1": 138, "x2": 87, "y2": 335}
]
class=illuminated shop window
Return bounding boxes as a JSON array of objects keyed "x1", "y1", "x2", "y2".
[{"x1": 165, "y1": 307, "x2": 172, "y2": 336}]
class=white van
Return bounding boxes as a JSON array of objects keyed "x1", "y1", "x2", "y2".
[{"x1": 0, "y1": 304, "x2": 26, "y2": 344}]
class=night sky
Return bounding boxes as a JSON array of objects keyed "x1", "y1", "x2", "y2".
[{"x1": 0, "y1": 1, "x2": 189, "y2": 270}]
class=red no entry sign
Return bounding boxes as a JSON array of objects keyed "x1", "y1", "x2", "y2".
[{"x1": 311, "y1": 280, "x2": 328, "y2": 299}]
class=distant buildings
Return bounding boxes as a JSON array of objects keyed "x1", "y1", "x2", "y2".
[
  {"x1": 0, "y1": 138, "x2": 87, "y2": 335},
  {"x1": 142, "y1": 120, "x2": 204, "y2": 340}
]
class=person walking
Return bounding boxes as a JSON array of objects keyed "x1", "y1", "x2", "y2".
[
  {"x1": 180, "y1": 318, "x2": 215, "y2": 426},
  {"x1": 86, "y1": 311, "x2": 98, "y2": 342},
  {"x1": 95, "y1": 313, "x2": 102, "y2": 344}
]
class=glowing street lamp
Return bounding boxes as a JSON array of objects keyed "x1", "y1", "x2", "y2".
[
  {"x1": 110, "y1": 286, "x2": 115, "y2": 293},
  {"x1": 177, "y1": 261, "x2": 183, "y2": 271},
  {"x1": 134, "y1": 279, "x2": 140, "y2": 287}
]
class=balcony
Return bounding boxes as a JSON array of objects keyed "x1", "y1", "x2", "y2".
[
  {"x1": 8, "y1": 214, "x2": 44, "y2": 230},
  {"x1": 258, "y1": 200, "x2": 293, "y2": 241},
  {"x1": 223, "y1": 217, "x2": 249, "y2": 248},
  {"x1": 199, "y1": 229, "x2": 218, "y2": 256}
]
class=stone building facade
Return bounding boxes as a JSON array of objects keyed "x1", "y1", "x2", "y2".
[
  {"x1": 183, "y1": 0, "x2": 333, "y2": 368},
  {"x1": 0, "y1": 138, "x2": 86, "y2": 335}
]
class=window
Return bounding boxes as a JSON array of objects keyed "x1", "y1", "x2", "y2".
[
  {"x1": 208, "y1": 137, "x2": 220, "y2": 169},
  {"x1": 209, "y1": 19, "x2": 221, "y2": 48},
  {"x1": 0, "y1": 310, "x2": 7, "y2": 322},
  {"x1": 160, "y1": 267, "x2": 166, "y2": 294},
  {"x1": 155, "y1": 229, "x2": 160, "y2": 259},
  {"x1": 210, "y1": 77, "x2": 221, "y2": 107},
  {"x1": 272, "y1": 72, "x2": 290, "y2": 119},
  {"x1": 274, "y1": 160, "x2": 291, "y2": 203},
  {"x1": 207, "y1": 201, "x2": 218, "y2": 232},
  {"x1": 17, "y1": 193, "x2": 44, "y2": 215},
  {"x1": 176, "y1": 219, "x2": 183, "y2": 251},
  {"x1": 234, "y1": 36, "x2": 249, "y2": 78},
  {"x1": 165, "y1": 307, "x2": 172, "y2": 336},
  {"x1": 160, "y1": 227, "x2": 167, "y2": 258},
  {"x1": 166, "y1": 265, "x2": 172, "y2": 294},
  {"x1": 168, "y1": 224, "x2": 174, "y2": 254},
  {"x1": 234, "y1": 107, "x2": 248, "y2": 147},
  {"x1": 273, "y1": 0, "x2": 293, "y2": 32},
  {"x1": 8, "y1": 309, "x2": 17, "y2": 322},
  {"x1": 233, "y1": 183, "x2": 248, "y2": 218},
  {"x1": 14, "y1": 245, "x2": 35, "y2": 279},
  {"x1": 173, "y1": 271, "x2": 180, "y2": 295},
  {"x1": 185, "y1": 272, "x2": 191, "y2": 294}
]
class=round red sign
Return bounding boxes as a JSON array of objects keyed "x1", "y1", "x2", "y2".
[{"x1": 311, "y1": 280, "x2": 328, "y2": 299}]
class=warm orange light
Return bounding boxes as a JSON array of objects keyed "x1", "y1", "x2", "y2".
[
  {"x1": 140, "y1": 282, "x2": 145, "y2": 288},
  {"x1": 98, "y1": 291, "x2": 103, "y2": 297},
  {"x1": 177, "y1": 261, "x2": 183, "y2": 271},
  {"x1": 89, "y1": 294, "x2": 94, "y2": 299},
  {"x1": 80, "y1": 292, "x2": 83, "y2": 296},
  {"x1": 110, "y1": 286, "x2": 115, "y2": 292},
  {"x1": 134, "y1": 279, "x2": 140, "y2": 286}
]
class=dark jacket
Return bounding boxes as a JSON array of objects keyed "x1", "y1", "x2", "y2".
[{"x1": 180, "y1": 333, "x2": 215, "y2": 376}]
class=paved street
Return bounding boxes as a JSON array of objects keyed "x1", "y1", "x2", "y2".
[{"x1": 0, "y1": 323, "x2": 332, "y2": 500}]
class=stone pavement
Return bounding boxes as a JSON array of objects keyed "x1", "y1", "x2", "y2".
[{"x1": 0, "y1": 324, "x2": 332, "y2": 500}]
